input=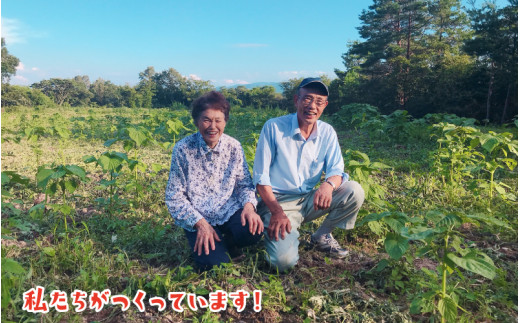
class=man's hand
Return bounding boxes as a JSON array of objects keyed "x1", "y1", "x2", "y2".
[
  {"x1": 314, "y1": 182, "x2": 334, "y2": 210},
  {"x1": 241, "y1": 203, "x2": 264, "y2": 235},
  {"x1": 193, "y1": 218, "x2": 221, "y2": 256},
  {"x1": 256, "y1": 184, "x2": 292, "y2": 241},
  {"x1": 267, "y1": 211, "x2": 292, "y2": 241}
]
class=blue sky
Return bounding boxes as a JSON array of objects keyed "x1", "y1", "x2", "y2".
[{"x1": 1, "y1": 0, "x2": 509, "y2": 87}]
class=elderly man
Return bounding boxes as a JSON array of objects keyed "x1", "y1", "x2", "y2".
[{"x1": 253, "y1": 77, "x2": 365, "y2": 271}]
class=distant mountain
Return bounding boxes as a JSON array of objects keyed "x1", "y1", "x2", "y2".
[{"x1": 222, "y1": 82, "x2": 283, "y2": 93}]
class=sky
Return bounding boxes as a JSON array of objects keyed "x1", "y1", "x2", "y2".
[{"x1": 1, "y1": 0, "x2": 511, "y2": 87}]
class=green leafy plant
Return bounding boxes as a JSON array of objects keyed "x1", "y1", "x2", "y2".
[
  {"x1": 105, "y1": 126, "x2": 157, "y2": 205},
  {"x1": 472, "y1": 131, "x2": 518, "y2": 205},
  {"x1": 344, "y1": 150, "x2": 392, "y2": 208},
  {"x1": 84, "y1": 151, "x2": 129, "y2": 212},
  {"x1": 382, "y1": 110, "x2": 413, "y2": 142},
  {"x1": 36, "y1": 164, "x2": 88, "y2": 231},
  {"x1": 1, "y1": 256, "x2": 26, "y2": 320},
  {"x1": 359, "y1": 210, "x2": 509, "y2": 322},
  {"x1": 332, "y1": 103, "x2": 381, "y2": 131}
]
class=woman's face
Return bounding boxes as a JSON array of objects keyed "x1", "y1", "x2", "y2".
[{"x1": 196, "y1": 108, "x2": 226, "y2": 148}]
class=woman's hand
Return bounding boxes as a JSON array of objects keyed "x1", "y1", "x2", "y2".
[
  {"x1": 193, "y1": 218, "x2": 221, "y2": 256},
  {"x1": 240, "y1": 203, "x2": 264, "y2": 235}
]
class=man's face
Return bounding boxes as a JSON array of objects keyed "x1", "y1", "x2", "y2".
[{"x1": 294, "y1": 87, "x2": 328, "y2": 128}]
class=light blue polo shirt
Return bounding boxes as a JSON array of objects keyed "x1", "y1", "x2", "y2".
[{"x1": 253, "y1": 113, "x2": 348, "y2": 195}]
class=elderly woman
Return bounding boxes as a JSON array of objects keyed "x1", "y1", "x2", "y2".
[{"x1": 165, "y1": 91, "x2": 263, "y2": 271}]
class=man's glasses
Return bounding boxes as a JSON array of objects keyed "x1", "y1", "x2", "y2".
[{"x1": 299, "y1": 95, "x2": 327, "y2": 108}]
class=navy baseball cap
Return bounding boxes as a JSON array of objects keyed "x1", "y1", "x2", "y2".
[{"x1": 297, "y1": 77, "x2": 329, "y2": 96}]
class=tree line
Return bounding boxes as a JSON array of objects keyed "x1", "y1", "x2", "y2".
[
  {"x1": 1, "y1": 0, "x2": 517, "y2": 123},
  {"x1": 0, "y1": 64, "x2": 290, "y2": 110},
  {"x1": 328, "y1": 0, "x2": 517, "y2": 124}
]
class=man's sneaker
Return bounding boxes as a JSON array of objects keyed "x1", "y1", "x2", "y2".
[{"x1": 310, "y1": 233, "x2": 349, "y2": 259}]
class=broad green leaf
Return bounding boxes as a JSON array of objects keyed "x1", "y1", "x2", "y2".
[
  {"x1": 436, "y1": 213, "x2": 462, "y2": 228},
  {"x1": 36, "y1": 168, "x2": 54, "y2": 189},
  {"x1": 98, "y1": 154, "x2": 124, "y2": 172},
  {"x1": 29, "y1": 203, "x2": 45, "y2": 217},
  {"x1": 469, "y1": 137, "x2": 480, "y2": 149},
  {"x1": 112, "y1": 152, "x2": 129, "y2": 161},
  {"x1": 356, "y1": 212, "x2": 391, "y2": 226},
  {"x1": 371, "y1": 162, "x2": 392, "y2": 169},
  {"x1": 83, "y1": 155, "x2": 97, "y2": 163},
  {"x1": 48, "y1": 182, "x2": 58, "y2": 195},
  {"x1": 425, "y1": 210, "x2": 445, "y2": 223},
  {"x1": 480, "y1": 135, "x2": 499, "y2": 153},
  {"x1": 494, "y1": 185, "x2": 506, "y2": 195},
  {"x1": 162, "y1": 142, "x2": 174, "y2": 151},
  {"x1": 1, "y1": 172, "x2": 10, "y2": 186},
  {"x1": 104, "y1": 138, "x2": 118, "y2": 147},
  {"x1": 1, "y1": 282, "x2": 12, "y2": 309},
  {"x1": 136, "y1": 161, "x2": 147, "y2": 172},
  {"x1": 374, "y1": 259, "x2": 389, "y2": 272},
  {"x1": 384, "y1": 233, "x2": 409, "y2": 259},
  {"x1": 410, "y1": 297, "x2": 426, "y2": 314},
  {"x1": 128, "y1": 128, "x2": 148, "y2": 147},
  {"x1": 1, "y1": 258, "x2": 25, "y2": 274},
  {"x1": 42, "y1": 247, "x2": 56, "y2": 257},
  {"x1": 127, "y1": 159, "x2": 139, "y2": 170},
  {"x1": 50, "y1": 169, "x2": 67, "y2": 179},
  {"x1": 446, "y1": 251, "x2": 496, "y2": 279},
  {"x1": 65, "y1": 165, "x2": 87, "y2": 180},
  {"x1": 437, "y1": 296, "x2": 458, "y2": 323},
  {"x1": 464, "y1": 213, "x2": 512, "y2": 230},
  {"x1": 123, "y1": 140, "x2": 134, "y2": 152},
  {"x1": 2, "y1": 171, "x2": 29, "y2": 186},
  {"x1": 367, "y1": 221, "x2": 384, "y2": 236},
  {"x1": 500, "y1": 158, "x2": 517, "y2": 170},
  {"x1": 348, "y1": 160, "x2": 363, "y2": 167},
  {"x1": 400, "y1": 227, "x2": 434, "y2": 240},
  {"x1": 383, "y1": 217, "x2": 406, "y2": 232},
  {"x1": 2, "y1": 189, "x2": 12, "y2": 197},
  {"x1": 54, "y1": 126, "x2": 70, "y2": 139},
  {"x1": 64, "y1": 179, "x2": 78, "y2": 194},
  {"x1": 60, "y1": 204, "x2": 73, "y2": 215},
  {"x1": 151, "y1": 163, "x2": 164, "y2": 173}
]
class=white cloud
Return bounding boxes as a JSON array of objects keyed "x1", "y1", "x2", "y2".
[
  {"x1": 16, "y1": 62, "x2": 25, "y2": 71},
  {"x1": 189, "y1": 74, "x2": 202, "y2": 81},
  {"x1": 278, "y1": 71, "x2": 307, "y2": 78},
  {"x1": 12, "y1": 75, "x2": 29, "y2": 85},
  {"x1": 1, "y1": 17, "x2": 47, "y2": 45},
  {"x1": 2, "y1": 18, "x2": 26, "y2": 44},
  {"x1": 222, "y1": 79, "x2": 250, "y2": 85},
  {"x1": 31, "y1": 67, "x2": 39, "y2": 71},
  {"x1": 233, "y1": 43, "x2": 268, "y2": 48}
]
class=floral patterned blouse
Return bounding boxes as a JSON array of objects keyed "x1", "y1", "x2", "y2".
[{"x1": 165, "y1": 132, "x2": 257, "y2": 232}]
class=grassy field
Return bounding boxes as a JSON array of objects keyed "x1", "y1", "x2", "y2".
[{"x1": 1, "y1": 105, "x2": 517, "y2": 322}]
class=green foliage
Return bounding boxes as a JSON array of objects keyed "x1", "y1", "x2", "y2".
[
  {"x1": 1, "y1": 38, "x2": 20, "y2": 84},
  {"x1": 1, "y1": 256, "x2": 26, "y2": 318},
  {"x1": 36, "y1": 164, "x2": 88, "y2": 198},
  {"x1": 334, "y1": 1, "x2": 517, "y2": 122},
  {"x1": 431, "y1": 123, "x2": 518, "y2": 206},
  {"x1": 0, "y1": 106, "x2": 516, "y2": 322},
  {"x1": 332, "y1": 103, "x2": 381, "y2": 130},
  {"x1": 360, "y1": 209, "x2": 507, "y2": 322},
  {"x1": 344, "y1": 150, "x2": 391, "y2": 208}
]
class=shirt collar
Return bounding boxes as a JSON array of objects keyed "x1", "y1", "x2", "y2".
[
  {"x1": 196, "y1": 132, "x2": 223, "y2": 154},
  {"x1": 291, "y1": 113, "x2": 319, "y2": 141}
]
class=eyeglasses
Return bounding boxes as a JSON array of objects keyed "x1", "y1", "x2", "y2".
[{"x1": 299, "y1": 95, "x2": 327, "y2": 108}]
